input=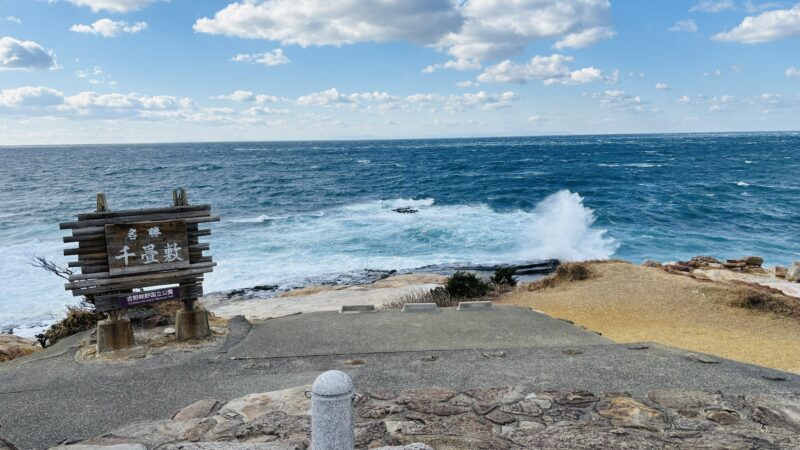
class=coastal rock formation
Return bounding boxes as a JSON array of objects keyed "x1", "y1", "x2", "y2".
[
  {"x1": 787, "y1": 262, "x2": 800, "y2": 282},
  {"x1": 0, "y1": 334, "x2": 40, "y2": 362},
  {"x1": 59, "y1": 386, "x2": 800, "y2": 449}
]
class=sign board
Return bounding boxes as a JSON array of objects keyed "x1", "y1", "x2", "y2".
[
  {"x1": 61, "y1": 191, "x2": 218, "y2": 312},
  {"x1": 119, "y1": 287, "x2": 182, "y2": 308},
  {"x1": 105, "y1": 220, "x2": 190, "y2": 276}
]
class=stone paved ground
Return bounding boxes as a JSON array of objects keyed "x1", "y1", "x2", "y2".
[{"x1": 60, "y1": 385, "x2": 800, "y2": 449}]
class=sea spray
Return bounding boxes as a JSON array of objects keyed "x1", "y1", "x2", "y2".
[{"x1": 520, "y1": 190, "x2": 618, "y2": 262}]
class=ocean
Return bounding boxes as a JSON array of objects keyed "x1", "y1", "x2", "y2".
[{"x1": 1, "y1": 133, "x2": 798, "y2": 336}]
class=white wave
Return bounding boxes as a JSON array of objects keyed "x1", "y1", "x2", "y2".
[
  {"x1": 736, "y1": 181, "x2": 751, "y2": 187},
  {"x1": 518, "y1": 190, "x2": 618, "y2": 262},
  {"x1": 745, "y1": 160, "x2": 753, "y2": 164},
  {"x1": 230, "y1": 214, "x2": 291, "y2": 223}
]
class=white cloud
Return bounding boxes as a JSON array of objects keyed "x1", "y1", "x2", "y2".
[
  {"x1": 0, "y1": 86, "x2": 64, "y2": 108},
  {"x1": 712, "y1": 5, "x2": 800, "y2": 43},
  {"x1": 787, "y1": 66, "x2": 800, "y2": 79},
  {"x1": 212, "y1": 90, "x2": 288, "y2": 104},
  {"x1": 477, "y1": 54, "x2": 612, "y2": 85},
  {"x1": 423, "y1": 58, "x2": 481, "y2": 73},
  {"x1": 690, "y1": 1, "x2": 735, "y2": 13},
  {"x1": 195, "y1": 0, "x2": 614, "y2": 63},
  {"x1": 655, "y1": 82, "x2": 671, "y2": 90},
  {"x1": 669, "y1": 19, "x2": 698, "y2": 32},
  {"x1": 243, "y1": 106, "x2": 290, "y2": 116},
  {"x1": 591, "y1": 90, "x2": 647, "y2": 112},
  {"x1": 67, "y1": 0, "x2": 155, "y2": 13},
  {"x1": 455, "y1": 80, "x2": 480, "y2": 89},
  {"x1": 553, "y1": 26, "x2": 616, "y2": 50},
  {"x1": 231, "y1": 49, "x2": 290, "y2": 67},
  {"x1": 744, "y1": 1, "x2": 784, "y2": 13},
  {"x1": 703, "y1": 69, "x2": 723, "y2": 77},
  {"x1": 194, "y1": 0, "x2": 461, "y2": 46},
  {"x1": 76, "y1": 66, "x2": 114, "y2": 86},
  {"x1": 70, "y1": 19, "x2": 147, "y2": 37},
  {"x1": 405, "y1": 90, "x2": 520, "y2": 112},
  {"x1": 6, "y1": 16, "x2": 21, "y2": 24},
  {"x1": 0, "y1": 37, "x2": 59, "y2": 71}
]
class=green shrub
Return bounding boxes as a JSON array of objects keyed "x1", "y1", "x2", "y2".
[
  {"x1": 445, "y1": 271, "x2": 490, "y2": 298},
  {"x1": 491, "y1": 267, "x2": 517, "y2": 287}
]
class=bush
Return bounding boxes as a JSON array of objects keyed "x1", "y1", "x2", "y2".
[
  {"x1": 491, "y1": 267, "x2": 517, "y2": 287},
  {"x1": 730, "y1": 285, "x2": 799, "y2": 318},
  {"x1": 379, "y1": 286, "x2": 458, "y2": 310},
  {"x1": 527, "y1": 262, "x2": 595, "y2": 290},
  {"x1": 35, "y1": 301, "x2": 104, "y2": 348},
  {"x1": 445, "y1": 271, "x2": 490, "y2": 298}
]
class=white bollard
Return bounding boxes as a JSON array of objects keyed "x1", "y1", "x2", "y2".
[{"x1": 311, "y1": 370, "x2": 355, "y2": 450}]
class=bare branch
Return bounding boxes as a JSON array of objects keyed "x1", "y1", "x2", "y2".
[{"x1": 29, "y1": 256, "x2": 73, "y2": 281}]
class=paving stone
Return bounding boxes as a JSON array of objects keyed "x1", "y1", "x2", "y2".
[
  {"x1": 485, "y1": 410, "x2": 516, "y2": 425},
  {"x1": 173, "y1": 399, "x2": 221, "y2": 421},
  {"x1": 596, "y1": 397, "x2": 668, "y2": 432},
  {"x1": 465, "y1": 386, "x2": 526, "y2": 405},
  {"x1": 500, "y1": 399, "x2": 544, "y2": 417},
  {"x1": 394, "y1": 388, "x2": 458, "y2": 404},
  {"x1": 405, "y1": 400, "x2": 468, "y2": 416}
]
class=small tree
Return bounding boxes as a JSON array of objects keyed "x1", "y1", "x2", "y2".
[
  {"x1": 445, "y1": 271, "x2": 490, "y2": 298},
  {"x1": 491, "y1": 267, "x2": 517, "y2": 287}
]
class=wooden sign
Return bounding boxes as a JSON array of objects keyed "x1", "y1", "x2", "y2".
[
  {"x1": 105, "y1": 220, "x2": 190, "y2": 276},
  {"x1": 60, "y1": 190, "x2": 218, "y2": 313}
]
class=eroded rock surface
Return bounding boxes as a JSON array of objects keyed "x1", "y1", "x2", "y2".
[{"x1": 57, "y1": 387, "x2": 800, "y2": 449}]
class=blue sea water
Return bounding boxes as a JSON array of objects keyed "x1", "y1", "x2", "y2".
[{"x1": 1, "y1": 133, "x2": 799, "y2": 336}]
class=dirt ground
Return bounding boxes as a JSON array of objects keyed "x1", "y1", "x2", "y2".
[{"x1": 499, "y1": 261, "x2": 800, "y2": 374}]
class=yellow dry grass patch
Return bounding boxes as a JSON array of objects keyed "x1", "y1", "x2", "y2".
[{"x1": 499, "y1": 261, "x2": 800, "y2": 374}]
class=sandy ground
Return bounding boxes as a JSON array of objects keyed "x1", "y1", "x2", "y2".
[
  {"x1": 202, "y1": 273, "x2": 446, "y2": 321},
  {"x1": 499, "y1": 261, "x2": 800, "y2": 374}
]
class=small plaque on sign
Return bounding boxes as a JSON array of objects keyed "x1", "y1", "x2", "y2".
[
  {"x1": 119, "y1": 287, "x2": 181, "y2": 308},
  {"x1": 105, "y1": 220, "x2": 191, "y2": 276}
]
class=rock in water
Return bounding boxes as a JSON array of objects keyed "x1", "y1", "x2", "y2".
[
  {"x1": 774, "y1": 266, "x2": 788, "y2": 278},
  {"x1": 787, "y1": 262, "x2": 800, "y2": 282},
  {"x1": 0, "y1": 334, "x2": 41, "y2": 362},
  {"x1": 744, "y1": 256, "x2": 764, "y2": 267},
  {"x1": 392, "y1": 207, "x2": 418, "y2": 214}
]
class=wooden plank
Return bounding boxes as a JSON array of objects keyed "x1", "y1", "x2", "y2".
[
  {"x1": 77, "y1": 204, "x2": 210, "y2": 221},
  {"x1": 184, "y1": 215, "x2": 220, "y2": 225},
  {"x1": 70, "y1": 269, "x2": 214, "y2": 296},
  {"x1": 64, "y1": 245, "x2": 107, "y2": 256},
  {"x1": 68, "y1": 260, "x2": 109, "y2": 268},
  {"x1": 72, "y1": 226, "x2": 106, "y2": 235},
  {"x1": 60, "y1": 210, "x2": 211, "y2": 230},
  {"x1": 189, "y1": 243, "x2": 210, "y2": 252},
  {"x1": 65, "y1": 262, "x2": 215, "y2": 288},
  {"x1": 189, "y1": 229, "x2": 211, "y2": 237},
  {"x1": 63, "y1": 234, "x2": 105, "y2": 243}
]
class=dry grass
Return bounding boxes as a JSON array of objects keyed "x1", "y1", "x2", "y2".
[
  {"x1": 36, "y1": 301, "x2": 104, "y2": 348},
  {"x1": 526, "y1": 262, "x2": 597, "y2": 290},
  {"x1": 730, "y1": 283, "x2": 800, "y2": 319},
  {"x1": 379, "y1": 287, "x2": 459, "y2": 310},
  {"x1": 499, "y1": 260, "x2": 800, "y2": 374}
]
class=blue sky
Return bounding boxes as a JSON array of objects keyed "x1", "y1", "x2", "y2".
[{"x1": 0, "y1": 0, "x2": 799, "y2": 144}]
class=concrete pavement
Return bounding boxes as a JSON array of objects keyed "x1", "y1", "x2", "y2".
[{"x1": 1, "y1": 305, "x2": 798, "y2": 449}]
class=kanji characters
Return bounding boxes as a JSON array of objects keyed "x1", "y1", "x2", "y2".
[
  {"x1": 141, "y1": 244, "x2": 158, "y2": 264},
  {"x1": 163, "y1": 242, "x2": 183, "y2": 262},
  {"x1": 115, "y1": 245, "x2": 135, "y2": 266}
]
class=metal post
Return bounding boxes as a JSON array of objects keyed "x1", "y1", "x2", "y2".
[{"x1": 311, "y1": 370, "x2": 355, "y2": 450}]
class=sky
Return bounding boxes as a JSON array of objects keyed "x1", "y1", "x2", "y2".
[{"x1": 0, "y1": 0, "x2": 799, "y2": 144}]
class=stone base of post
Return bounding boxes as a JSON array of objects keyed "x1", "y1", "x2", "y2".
[
  {"x1": 96, "y1": 318, "x2": 135, "y2": 353},
  {"x1": 175, "y1": 309, "x2": 210, "y2": 341}
]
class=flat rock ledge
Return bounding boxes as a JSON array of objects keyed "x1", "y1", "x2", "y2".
[{"x1": 48, "y1": 386, "x2": 800, "y2": 449}]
